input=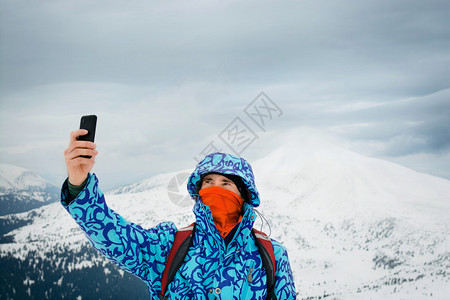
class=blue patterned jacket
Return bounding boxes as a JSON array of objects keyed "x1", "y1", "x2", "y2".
[{"x1": 61, "y1": 153, "x2": 296, "y2": 299}]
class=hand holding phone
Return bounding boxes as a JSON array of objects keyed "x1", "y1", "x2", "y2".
[
  {"x1": 64, "y1": 115, "x2": 98, "y2": 186},
  {"x1": 77, "y1": 115, "x2": 97, "y2": 158}
]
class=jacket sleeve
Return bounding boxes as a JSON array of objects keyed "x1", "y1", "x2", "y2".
[
  {"x1": 60, "y1": 173, "x2": 176, "y2": 291},
  {"x1": 272, "y1": 239, "x2": 297, "y2": 299}
]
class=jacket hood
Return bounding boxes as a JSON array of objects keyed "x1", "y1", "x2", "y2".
[{"x1": 187, "y1": 152, "x2": 260, "y2": 207}]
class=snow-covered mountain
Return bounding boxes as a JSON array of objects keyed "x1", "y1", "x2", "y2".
[
  {"x1": 0, "y1": 134, "x2": 449, "y2": 299},
  {"x1": 0, "y1": 164, "x2": 59, "y2": 216},
  {"x1": 0, "y1": 164, "x2": 50, "y2": 191},
  {"x1": 252, "y1": 136, "x2": 450, "y2": 299}
]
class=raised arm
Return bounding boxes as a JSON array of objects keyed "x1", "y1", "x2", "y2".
[{"x1": 61, "y1": 130, "x2": 177, "y2": 294}]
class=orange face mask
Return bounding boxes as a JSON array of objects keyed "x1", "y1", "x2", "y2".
[{"x1": 199, "y1": 186, "x2": 244, "y2": 239}]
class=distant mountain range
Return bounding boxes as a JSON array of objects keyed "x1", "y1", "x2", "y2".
[
  {"x1": 0, "y1": 164, "x2": 59, "y2": 216},
  {"x1": 0, "y1": 134, "x2": 449, "y2": 299}
]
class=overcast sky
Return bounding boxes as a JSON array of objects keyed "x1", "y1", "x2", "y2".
[{"x1": 0, "y1": 0, "x2": 449, "y2": 190}]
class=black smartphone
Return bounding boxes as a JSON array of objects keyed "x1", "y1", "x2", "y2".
[{"x1": 78, "y1": 115, "x2": 97, "y2": 158}]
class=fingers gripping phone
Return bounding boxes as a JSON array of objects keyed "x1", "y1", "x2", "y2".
[{"x1": 78, "y1": 115, "x2": 97, "y2": 158}]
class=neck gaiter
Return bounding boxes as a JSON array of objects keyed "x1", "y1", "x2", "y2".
[{"x1": 199, "y1": 186, "x2": 244, "y2": 239}]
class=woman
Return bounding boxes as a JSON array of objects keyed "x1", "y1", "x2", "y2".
[{"x1": 62, "y1": 129, "x2": 296, "y2": 299}]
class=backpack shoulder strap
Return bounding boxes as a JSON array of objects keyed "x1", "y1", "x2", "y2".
[
  {"x1": 252, "y1": 228, "x2": 277, "y2": 300},
  {"x1": 159, "y1": 223, "x2": 195, "y2": 300}
]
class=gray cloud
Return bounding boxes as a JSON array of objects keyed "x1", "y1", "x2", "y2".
[
  {"x1": 290, "y1": 89, "x2": 450, "y2": 156},
  {"x1": 1, "y1": 0, "x2": 448, "y2": 92}
]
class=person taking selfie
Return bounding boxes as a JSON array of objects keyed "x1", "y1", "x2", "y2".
[{"x1": 62, "y1": 127, "x2": 297, "y2": 299}]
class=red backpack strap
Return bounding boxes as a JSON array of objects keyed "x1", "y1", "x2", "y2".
[
  {"x1": 252, "y1": 228, "x2": 277, "y2": 300},
  {"x1": 159, "y1": 223, "x2": 195, "y2": 300}
]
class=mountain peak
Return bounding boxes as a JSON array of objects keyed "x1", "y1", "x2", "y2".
[
  {"x1": 253, "y1": 129, "x2": 450, "y2": 222},
  {"x1": 0, "y1": 164, "x2": 53, "y2": 191}
]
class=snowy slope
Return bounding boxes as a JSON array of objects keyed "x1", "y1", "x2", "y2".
[
  {"x1": 0, "y1": 133, "x2": 449, "y2": 299},
  {"x1": 0, "y1": 170, "x2": 194, "y2": 261}
]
